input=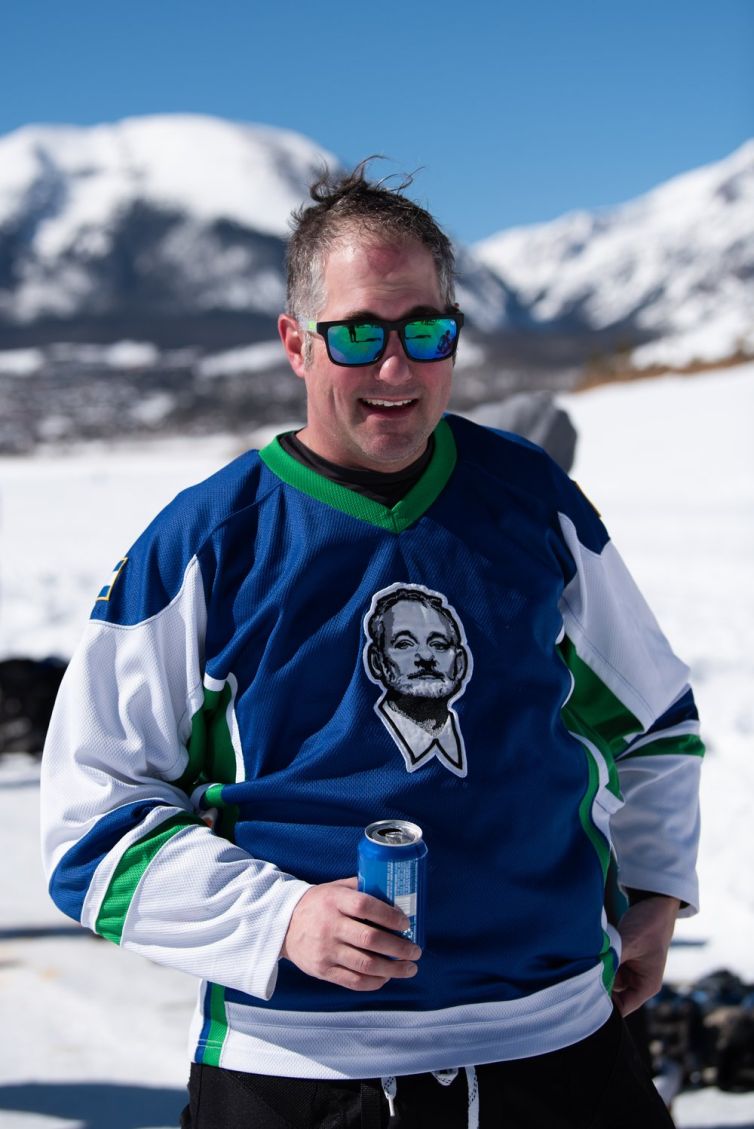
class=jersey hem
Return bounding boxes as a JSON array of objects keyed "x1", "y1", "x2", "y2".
[{"x1": 188, "y1": 964, "x2": 613, "y2": 1078}]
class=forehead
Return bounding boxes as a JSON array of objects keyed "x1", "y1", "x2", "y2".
[
  {"x1": 384, "y1": 600, "x2": 453, "y2": 636},
  {"x1": 319, "y1": 236, "x2": 443, "y2": 319}
]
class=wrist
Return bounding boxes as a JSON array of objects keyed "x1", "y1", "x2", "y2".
[{"x1": 626, "y1": 887, "x2": 684, "y2": 910}]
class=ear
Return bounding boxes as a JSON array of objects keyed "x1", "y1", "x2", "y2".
[
  {"x1": 454, "y1": 647, "x2": 468, "y2": 684},
  {"x1": 367, "y1": 644, "x2": 385, "y2": 683},
  {"x1": 278, "y1": 313, "x2": 307, "y2": 380}
]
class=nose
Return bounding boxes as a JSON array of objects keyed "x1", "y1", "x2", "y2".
[{"x1": 375, "y1": 330, "x2": 412, "y2": 384}]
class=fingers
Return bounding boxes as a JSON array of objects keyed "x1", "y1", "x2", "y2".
[
  {"x1": 341, "y1": 883, "x2": 414, "y2": 936},
  {"x1": 342, "y1": 914, "x2": 420, "y2": 960},
  {"x1": 281, "y1": 878, "x2": 423, "y2": 992},
  {"x1": 612, "y1": 897, "x2": 678, "y2": 1015},
  {"x1": 325, "y1": 942, "x2": 420, "y2": 992},
  {"x1": 612, "y1": 982, "x2": 644, "y2": 1016},
  {"x1": 612, "y1": 959, "x2": 664, "y2": 1016}
]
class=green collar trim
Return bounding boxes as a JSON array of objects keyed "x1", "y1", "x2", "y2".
[{"x1": 259, "y1": 417, "x2": 456, "y2": 532}]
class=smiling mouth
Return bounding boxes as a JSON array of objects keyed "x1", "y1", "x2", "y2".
[{"x1": 361, "y1": 398, "x2": 416, "y2": 409}]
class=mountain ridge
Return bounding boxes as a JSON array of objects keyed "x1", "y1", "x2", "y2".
[
  {"x1": 0, "y1": 117, "x2": 751, "y2": 450},
  {"x1": 474, "y1": 139, "x2": 754, "y2": 369}
]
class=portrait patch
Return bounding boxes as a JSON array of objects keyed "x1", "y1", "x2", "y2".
[{"x1": 362, "y1": 583, "x2": 473, "y2": 778}]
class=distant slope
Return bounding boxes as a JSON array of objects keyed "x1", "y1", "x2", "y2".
[
  {"x1": 475, "y1": 141, "x2": 754, "y2": 368},
  {"x1": 0, "y1": 115, "x2": 517, "y2": 343},
  {"x1": 0, "y1": 120, "x2": 751, "y2": 449},
  {"x1": 0, "y1": 116, "x2": 334, "y2": 332}
]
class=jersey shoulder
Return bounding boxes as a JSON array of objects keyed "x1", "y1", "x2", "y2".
[
  {"x1": 91, "y1": 447, "x2": 274, "y2": 626},
  {"x1": 445, "y1": 413, "x2": 607, "y2": 554}
]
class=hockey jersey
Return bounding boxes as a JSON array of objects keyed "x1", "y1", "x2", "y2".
[{"x1": 41, "y1": 414, "x2": 704, "y2": 1078}]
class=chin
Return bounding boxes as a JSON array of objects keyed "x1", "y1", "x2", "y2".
[
  {"x1": 358, "y1": 435, "x2": 428, "y2": 472},
  {"x1": 390, "y1": 679, "x2": 454, "y2": 700}
]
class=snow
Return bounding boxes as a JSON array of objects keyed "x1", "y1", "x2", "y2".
[
  {"x1": 0, "y1": 115, "x2": 338, "y2": 323},
  {"x1": 197, "y1": 340, "x2": 287, "y2": 378},
  {"x1": 1, "y1": 366, "x2": 753, "y2": 1127},
  {"x1": 560, "y1": 366, "x2": 754, "y2": 1003},
  {"x1": 0, "y1": 349, "x2": 45, "y2": 376},
  {"x1": 473, "y1": 140, "x2": 754, "y2": 368},
  {"x1": 2, "y1": 341, "x2": 162, "y2": 371},
  {"x1": 632, "y1": 318, "x2": 754, "y2": 370},
  {"x1": 0, "y1": 115, "x2": 337, "y2": 246}
]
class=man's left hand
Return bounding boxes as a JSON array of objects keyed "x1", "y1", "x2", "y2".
[{"x1": 612, "y1": 895, "x2": 681, "y2": 1016}]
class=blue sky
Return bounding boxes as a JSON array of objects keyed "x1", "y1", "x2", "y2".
[{"x1": 1, "y1": 0, "x2": 751, "y2": 243}]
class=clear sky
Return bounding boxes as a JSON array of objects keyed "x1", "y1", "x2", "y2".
[{"x1": 1, "y1": 0, "x2": 752, "y2": 244}]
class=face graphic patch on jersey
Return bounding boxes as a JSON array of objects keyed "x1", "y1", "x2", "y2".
[{"x1": 362, "y1": 583, "x2": 473, "y2": 778}]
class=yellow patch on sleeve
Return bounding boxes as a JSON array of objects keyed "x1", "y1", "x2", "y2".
[{"x1": 96, "y1": 557, "x2": 128, "y2": 602}]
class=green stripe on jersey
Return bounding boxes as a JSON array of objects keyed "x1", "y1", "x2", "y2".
[
  {"x1": 576, "y1": 745, "x2": 610, "y2": 882},
  {"x1": 575, "y1": 742, "x2": 619, "y2": 992},
  {"x1": 200, "y1": 982, "x2": 230, "y2": 1067},
  {"x1": 621, "y1": 732, "x2": 704, "y2": 759},
  {"x1": 180, "y1": 681, "x2": 241, "y2": 838},
  {"x1": 180, "y1": 683, "x2": 239, "y2": 784},
  {"x1": 559, "y1": 637, "x2": 642, "y2": 785},
  {"x1": 259, "y1": 417, "x2": 457, "y2": 532},
  {"x1": 203, "y1": 782, "x2": 226, "y2": 807},
  {"x1": 96, "y1": 812, "x2": 202, "y2": 943},
  {"x1": 599, "y1": 933, "x2": 619, "y2": 993}
]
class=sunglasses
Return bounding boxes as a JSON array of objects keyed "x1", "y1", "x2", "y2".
[{"x1": 306, "y1": 311, "x2": 464, "y2": 367}]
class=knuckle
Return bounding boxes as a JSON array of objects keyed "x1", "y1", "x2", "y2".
[
  {"x1": 351, "y1": 892, "x2": 374, "y2": 918},
  {"x1": 336, "y1": 970, "x2": 384, "y2": 992},
  {"x1": 354, "y1": 951, "x2": 379, "y2": 976},
  {"x1": 356, "y1": 925, "x2": 378, "y2": 950}
]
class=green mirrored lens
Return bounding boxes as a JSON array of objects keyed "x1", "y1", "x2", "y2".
[
  {"x1": 327, "y1": 323, "x2": 385, "y2": 365},
  {"x1": 403, "y1": 318, "x2": 458, "y2": 360}
]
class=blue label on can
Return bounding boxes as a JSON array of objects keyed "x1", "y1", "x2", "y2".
[{"x1": 357, "y1": 820, "x2": 427, "y2": 949}]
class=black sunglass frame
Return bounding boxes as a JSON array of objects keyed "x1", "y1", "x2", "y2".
[{"x1": 309, "y1": 311, "x2": 465, "y2": 367}]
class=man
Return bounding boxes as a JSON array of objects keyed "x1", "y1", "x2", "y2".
[
  {"x1": 364, "y1": 583, "x2": 471, "y2": 776},
  {"x1": 41, "y1": 164, "x2": 703, "y2": 1128}
]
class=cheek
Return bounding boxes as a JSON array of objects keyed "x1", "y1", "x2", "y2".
[{"x1": 425, "y1": 364, "x2": 453, "y2": 401}]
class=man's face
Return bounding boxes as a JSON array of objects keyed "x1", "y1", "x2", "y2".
[
  {"x1": 279, "y1": 236, "x2": 454, "y2": 473},
  {"x1": 375, "y1": 599, "x2": 466, "y2": 700}
]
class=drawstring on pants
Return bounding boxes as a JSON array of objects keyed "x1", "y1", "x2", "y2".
[{"x1": 380, "y1": 1066, "x2": 479, "y2": 1128}]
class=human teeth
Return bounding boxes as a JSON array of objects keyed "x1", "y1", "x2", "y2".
[{"x1": 363, "y1": 399, "x2": 413, "y2": 408}]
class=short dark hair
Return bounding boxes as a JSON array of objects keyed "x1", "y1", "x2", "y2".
[
  {"x1": 286, "y1": 159, "x2": 456, "y2": 343},
  {"x1": 366, "y1": 586, "x2": 461, "y2": 653}
]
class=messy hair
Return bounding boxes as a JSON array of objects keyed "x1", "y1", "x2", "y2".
[{"x1": 286, "y1": 159, "x2": 456, "y2": 361}]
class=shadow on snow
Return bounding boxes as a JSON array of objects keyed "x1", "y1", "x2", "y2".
[{"x1": 0, "y1": 1081, "x2": 185, "y2": 1129}]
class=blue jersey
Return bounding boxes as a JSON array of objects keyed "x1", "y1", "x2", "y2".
[{"x1": 41, "y1": 414, "x2": 703, "y2": 1078}]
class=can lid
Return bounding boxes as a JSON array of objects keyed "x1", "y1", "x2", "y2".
[{"x1": 365, "y1": 819, "x2": 423, "y2": 846}]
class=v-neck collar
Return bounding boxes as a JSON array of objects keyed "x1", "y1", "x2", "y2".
[{"x1": 259, "y1": 417, "x2": 456, "y2": 532}]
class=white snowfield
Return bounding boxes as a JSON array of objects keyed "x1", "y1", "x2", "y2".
[{"x1": 0, "y1": 366, "x2": 753, "y2": 1128}]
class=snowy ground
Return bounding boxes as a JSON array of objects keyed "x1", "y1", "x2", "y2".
[{"x1": 1, "y1": 366, "x2": 753, "y2": 1128}]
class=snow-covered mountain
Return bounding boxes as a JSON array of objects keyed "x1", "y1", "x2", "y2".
[
  {"x1": 0, "y1": 114, "x2": 517, "y2": 340},
  {"x1": 0, "y1": 119, "x2": 751, "y2": 450},
  {"x1": 0, "y1": 115, "x2": 335, "y2": 328},
  {"x1": 474, "y1": 141, "x2": 754, "y2": 368}
]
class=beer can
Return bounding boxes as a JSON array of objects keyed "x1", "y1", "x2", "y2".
[{"x1": 357, "y1": 819, "x2": 427, "y2": 948}]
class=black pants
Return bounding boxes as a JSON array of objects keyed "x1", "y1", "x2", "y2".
[{"x1": 180, "y1": 1007, "x2": 675, "y2": 1128}]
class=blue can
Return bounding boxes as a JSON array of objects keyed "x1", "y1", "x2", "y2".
[{"x1": 357, "y1": 820, "x2": 427, "y2": 948}]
